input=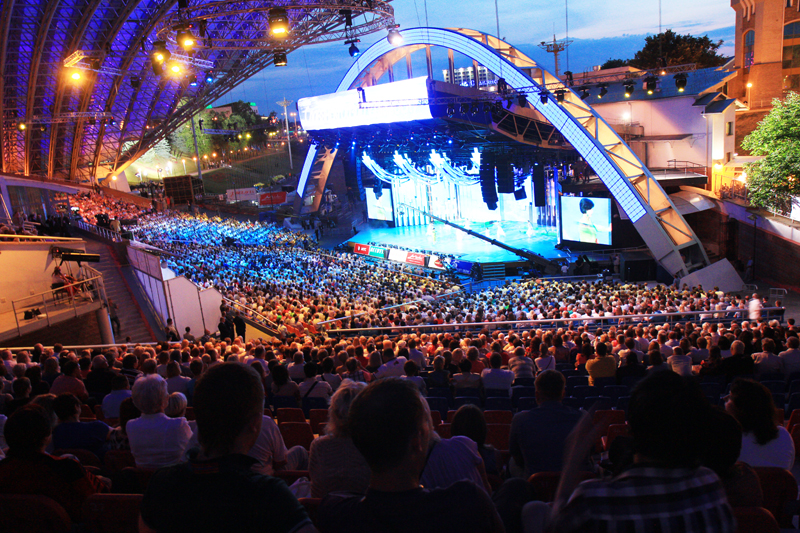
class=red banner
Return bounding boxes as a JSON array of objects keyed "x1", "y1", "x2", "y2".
[
  {"x1": 353, "y1": 243, "x2": 371, "y2": 255},
  {"x1": 259, "y1": 192, "x2": 287, "y2": 206},
  {"x1": 406, "y1": 252, "x2": 426, "y2": 266}
]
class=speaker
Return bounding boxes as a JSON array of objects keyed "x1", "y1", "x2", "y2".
[
  {"x1": 532, "y1": 164, "x2": 546, "y2": 206},
  {"x1": 480, "y1": 153, "x2": 498, "y2": 210},
  {"x1": 163, "y1": 175, "x2": 204, "y2": 205},
  {"x1": 513, "y1": 188, "x2": 527, "y2": 201},
  {"x1": 60, "y1": 252, "x2": 100, "y2": 263},
  {"x1": 496, "y1": 159, "x2": 514, "y2": 194}
]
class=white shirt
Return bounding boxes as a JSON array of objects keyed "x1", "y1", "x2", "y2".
[
  {"x1": 298, "y1": 378, "x2": 333, "y2": 403},
  {"x1": 166, "y1": 375, "x2": 191, "y2": 395},
  {"x1": 375, "y1": 357, "x2": 408, "y2": 379},
  {"x1": 101, "y1": 389, "x2": 132, "y2": 419},
  {"x1": 481, "y1": 368, "x2": 515, "y2": 393},
  {"x1": 127, "y1": 412, "x2": 193, "y2": 469},
  {"x1": 247, "y1": 415, "x2": 288, "y2": 476},
  {"x1": 739, "y1": 426, "x2": 795, "y2": 470}
]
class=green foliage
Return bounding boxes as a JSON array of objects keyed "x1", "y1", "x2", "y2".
[
  {"x1": 741, "y1": 92, "x2": 800, "y2": 209},
  {"x1": 601, "y1": 58, "x2": 629, "y2": 70},
  {"x1": 628, "y1": 30, "x2": 727, "y2": 69}
]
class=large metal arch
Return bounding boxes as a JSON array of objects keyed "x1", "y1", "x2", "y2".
[{"x1": 296, "y1": 27, "x2": 709, "y2": 277}]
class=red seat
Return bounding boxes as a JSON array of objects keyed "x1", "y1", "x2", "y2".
[
  {"x1": 81, "y1": 494, "x2": 142, "y2": 533},
  {"x1": 592, "y1": 410, "x2": 626, "y2": 453},
  {"x1": 752, "y1": 467, "x2": 799, "y2": 528},
  {"x1": 274, "y1": 470, "x2": 310, "y2": 486},
  {"x1": 52, "y1": 448, "x2": 102, "y2": 469},
  {"x1": 0, "y1": 494, "x2": 72, "y2": 533},
  {"x1": 279, "y1": 421, "x2": 315, "y2": 450},
  {"x1": 602, "y1": 423, "x2": 630, "y2": 452},
  {"x1": 81, "y1": 404, "x2": 96, "y2": 420},
  {"x1": 446, "y1": 410, "x2": 457, "y2": 423},
  {"x1": 785, "y1": 409, "x2": 800, "y2": 432},
  {"x1": 276, "y1": 408, "x2": 306, "y2": 424},
  {"x1": 93, "y1": 405, "x2": 105, "y2": 422},
  {"x1": 430, "y1": 410, "x2": 442, "y2": 429},
  {"x1": 485, "y1": 424, "x2": 511, "y2": 451},
  {"x1": 298, "y1": 497, "x2": 322, "y2": 525},
  {"x1": 483, "y1": 410, "x2": 513, "y2": 425},
  {"x1": 184, "y1": 406, "x2": 195, "y2": 421},
  {"x1": 111, "y1": 467, "x2": 156, "y2": 494},
  {"x1": 732, "y1": 507, "x2": 780, "y2": 533},
  {"x1": 528, "y1": 471, "x2": 596, "y2": 502},
  {"x1": 103, "y1": 450, "x2": 136, "y2": 475},
  {"x1": 775, "y1": 408, "x2": 785, "y2": 426},
  {"x1": 437, "y1": 423, "x2": 451, "y2": 439},
  {"x1": 309, "y1": 409, "x2": 329, "y2": 435}
]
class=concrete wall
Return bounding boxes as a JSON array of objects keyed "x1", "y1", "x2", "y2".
[{"x1": 0, "y1": 241, "x2": 86, "y2": 314}]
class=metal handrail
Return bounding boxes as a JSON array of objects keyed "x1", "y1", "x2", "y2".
[
  {"x1": 315, "y1": 288, "x2": 463, "y2": 327},
  {"x1": 2, "y1": 342, "x2": 161, "y2": 352},
  {"x1": 75, "y1": 219, "x2": 124, "y2": 242},
  {"x1": 0, "y1": 234, "x2": 83, "y2": 242},
  {"x1": 318, "y1": 307, "x2": 787, "y2": 335},
  {"x1": 220, "y1": 295, "x2": 281, "y2": 332}
]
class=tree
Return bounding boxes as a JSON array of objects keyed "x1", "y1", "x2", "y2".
[
  {"x1": 601, "y1": 58, "x2": 629, "y2": 70},
  {"x1": 628, "y1": 30, "x2": 727, "y2": 70},
  {"x1": 741, "y1": 92, "x2": 800, "y2": 210}
]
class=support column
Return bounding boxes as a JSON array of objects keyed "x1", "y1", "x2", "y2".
[{"x1": 96, "y1": 307, "x2": 115, "y2": 345}]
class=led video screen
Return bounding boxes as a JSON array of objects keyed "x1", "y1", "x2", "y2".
[{"x1": 560, "y1": 196, "x2": 612, "y2": 245}]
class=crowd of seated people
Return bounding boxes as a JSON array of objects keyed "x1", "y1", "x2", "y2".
[
  {"x1": 68, "y1": 192, "x2": 150, "y2": 228},
  {"x1": 0, "y1": 300, "x2": 798, "y2": 531}
]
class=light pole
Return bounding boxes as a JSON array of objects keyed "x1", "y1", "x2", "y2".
[
  {"x1": 182, "y1": 159, "x2": 186, "y2": 174},
  {"x1": 746, "y1": 82, "x2": 753, "y2": 106},
  {"x1": 290, "y1": 111, "x2": 298, "y2": 133},
  {"x1": 277, "y1": 98, "x2": 293, "y2": 169}
]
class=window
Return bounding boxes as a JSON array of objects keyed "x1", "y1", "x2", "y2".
[
  {"x1": 785, "y1": 21, "x2": 800, "y2": 39},
  {"x1": 744, "y1": 31, "x2": 755, "y2": 69},
  {"x1": 726, "y1": 122, "x2": 733, "y2": 136},
  {"x1": 784, "y1": 74, "x2": 800, "y2": 90},
  {"x1": 783, "y1": 44, "x2": 800, "y2": 68}
]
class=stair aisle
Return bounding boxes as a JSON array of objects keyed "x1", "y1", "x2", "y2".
[{"x1": 83, "y1": 240, "x2": 157, "y2": 344}]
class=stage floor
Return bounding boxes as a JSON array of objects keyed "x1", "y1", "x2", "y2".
[{"x1": 348, "y1": 220, "x2": 567, "y2": 263}]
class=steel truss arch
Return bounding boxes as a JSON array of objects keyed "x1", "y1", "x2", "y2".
[{"x1": 296, "y1": 27, "x2": 709, "y2": 277}]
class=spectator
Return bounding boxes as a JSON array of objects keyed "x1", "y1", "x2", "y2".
[
  {"x1": 509, "y1": 370, "x2": 582, "y2": 478},
  {"x1": 0, "y1": 405, "x2": 109, "y2": 521},
  {"x1": 316, "y1": 378, "x2": 504, "y2": 533},
  {"x1": 127, "y1": 374, "x2": 192, "y2": 469},
  {"x1": 726, "y1": 378, "x2": 794, "y2": 470},
  {"x1": 616, "y1": 351, "x2": 646, "y2": 382},
  {"x1": 139, "y1": 363, "x2": 315, "y2": 533},
  {"x1": 752, "y1": 339, "x2": 783, "y2": 375},
  {"x1": 428, "y1": 355, "x2": 450, "y2": 388},
  {"x1": 667, "y1": 347, "x2": 693, "y2": 377},
  {"x1": 101, "y1": 374, "x2": 132, "y2": 419},
  {"x1": 451, "y1": 404, "x2": 500, "y2": 477},
  {"x1": 585, "y1": 342, "x2": 615, "y2": 385},
  {"x1": 481, "y1": 353, "x2": 515, "y2": 395},
  {"x1": 165, "y1": 361, "x2": 191, "y2": 395},
  {"x1": 6, "y1": 377, "x2": 32, "y2": 416},
  {"x1": 719, "y1": 340, "x2": 756, "y2": 382},
  {"x1": 49, "y1": 361, "x2": 89, "y2": 402},
  {"x1": 309, "y1": 380, "x2": 370, "y2": 498},
  {"x1": 452, "y1": 359, "x2": 481, "y2": 391},
  {"x1": 165, "y1": 392, "x2": 187, "y2": 418},
  {"x1": 779, "y1": 336, "x2": 800, "y2": 376},
  {"x1": 299, "y1": 362, "x2": 333, "y2": 405},
  {"x1": 402, "y1": 360, "x2": 427, "y2": 396},
  {"x1": 108, "y1": 398, "x2": 140, "y2": 451},
  {"x1": 51, "y1": 393, "x2": 111, "y2": 459}
]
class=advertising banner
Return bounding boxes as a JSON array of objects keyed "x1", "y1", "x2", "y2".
[
  {"x1": 353, "y1": 243, "x2": 371, "y2": 255},
  {"x1": 226, "y1": 188, "x2": 259, "y2": 202},
  {"x1": 259, "y1": 191, "x2": 288, "y2": 206}
]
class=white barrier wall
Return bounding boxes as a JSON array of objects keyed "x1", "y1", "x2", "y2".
[{"x1": 164, "y1": 276, "x2": 224, "y2": 340}]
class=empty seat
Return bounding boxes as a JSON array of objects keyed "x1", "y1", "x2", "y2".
[
  {"x1": 453, "y1": 397, "x2": 481, "y2": 409},
  {"x1": 52, "y1": 448, "x2": 102, "y2": 469},
  {"x1": 81, "y1": 404, "x2": 96, "y2": 419},
  {"x1": 758, "y1": 372, "x2": 786, "y2": 384},
  {"x1": 302, "y1": 397, "x2": 329, "y2": 417},
  {"x1": 761, "y1": 381, "x2": 787, "y2": 395},
  {"x1": 485, "y1": 424, "x2": 511, "y2": 451},
  {"x1": 454, "y1": 387, "x2": 481, "y2": 398},
  {"x1": 565, "y1": 375, "x2": 588, "y2": 393},
  {"x1": 516, "y1": 397, "x2": 538, "y2": 412},
  {"x1": 787, "y1": 393, "x2": 800, "y2": 416},
  {"x1": 562, "y1": 397, "x2": 582, "y2": 409},
  {"x1": 437, "y1": 423, "x2": 451, "y2": 439},
  {"x1": 700, "y1": 382, "x2": 723, "y2": 400},
  {"x1": 752, "y1": 467, "x2": 799, "y2": 528},
  {"x1": 731, "y1": 507, "x2": 780, "y2": 533},
  {"x1": 592, "y1": 377, "x2": 616, "y2": 390},
  {"x1": 483, "y1": 411, "x2": 514, "y2": 424},
  {"x1": 272, "y1": 396, "x2": 300, "y2": 411},
  {"x1": 618, "y1": 375, "x2": 644, "y2": 389},
  {"x1": 103, "y1": 450, "x2": 136, "y2": 475},
  {"x1": 511, "y1": 386, "x2": 537, "y2": 408},
  {"x1": 82, "y1": 494, "x2": 143, "y2": 533},
  {"x1": 601, "y1": 385, "x2": 629, "y2": 401},
  {"x1": 425, "y1": 397, "x2": 449, "y2": 420},
  {"x1": 279, "y1": 422, "x2": 315, "y2": 450},
  {"x1": 571, "y1": 385, "x2": 593, "y2": 400},
  {"x1": 512, "y1": 378, "x2": 536, "y2": 387},
  {"x1": 0, "y1": 494, "x2": 71, "y2": 533},
  {"x1": 484, "y1": 397, "x2": 513, "y2": 412},
  {"x1": 582, "y1": 396, "x2": 612, "y2": 410},
  {"x1": 276, "y1": 408, "x2": 306, "y2": 424},
  {"x1": 484, "y1": 388, "x2": 510, "y2": 398},
  {"x1": 309, "y1": 409, "x2": 329, "y2": 435},
  {"x1": 602, "y1": 423, "x2": 630, "y2": 451}
]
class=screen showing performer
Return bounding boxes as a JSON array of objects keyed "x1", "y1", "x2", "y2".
[
  {"x1": 560, "y1": 196, "x2": 612, "y2": 245},
  {"x1": 366, "y1": 187, "x2": 393, "y2": 222}
]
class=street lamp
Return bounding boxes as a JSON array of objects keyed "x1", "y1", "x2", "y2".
[
  {"x1": 277, "y1": 98, "x2": 294, "y2": 169},
  {"x1": 746, "y1": 81, "x2": 753, "y2": 105},
  {"x1": 182, "y1": 159, "x2": 186, "y2": 174}
]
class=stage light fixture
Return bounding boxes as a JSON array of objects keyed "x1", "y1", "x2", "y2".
[
  {"x1": 18, "y1": 123, "x2": 26, "y2": 131},
  {"x1": 623, "y1": 81, "x2": 635, "y2": 98},
  {"x1": 151, "y1": 41, "x2": 171, "y2": 64},
  {"x1": 674, "y1": 73, "x2": 687, "y2": 92},
  {"x1": 597, "y1": 84, "x2": 608, "y2": 98},
  {"x1": 70, "y1": 70, "x2": 82, "y2": 81},
  {"x1": 517, "y1": 95, "x2": 527, "y2": 107},
  {"x1": 177, "y1": 29, "x2": 196, "y2": 50},
  {"x1": 446, "y1": 104, "x2": 455, "y2": 117},
  {"x1": 168, "y1": 62, "x2": 182, "y2": 74},
  {"x1": 459, "y1": 103, "x2": 470, "y2": 114},
  {"x1": 578, "y1": 86, "x2": 590, "y2": 100},
  {"x1": 555, "y1": 89, "x2": 566, "y2": 103},
  {"x1": 387, "y1": 27, "x2": 403, "y2": 46},
  {"x1": 346, "y1": 40, "x2": 360, "y2": 58},
  {"x1": 470, "y1": 102, "x2": 479, "y2": 115},
  {"x1": 644, "y1": 76, "x2": 657, "y2": 95},
  {"x1": 130, "y1": 76, "x2": 141, "y2": 89},
  {"x1": 482, "y1": 102, "x2": 492, "y2": 113},
  {"x1": 493, "y1": 101, "x2": 503, "y2": 114},
  {"x1": 205, "y1": 71, "x2": 214, "y2": 83},
  {"x1": 538, "y1": 91, "x2": 548, "y2": 105},
  {"x1": 189, "y1": 80, "x2": 198, "y2": 87},
  {"x1": 273, "y1": 49, "x2": 288, "y2": 67},
  {"x1": 269, "y1": 8, "x2": 290, "y2": 37}
]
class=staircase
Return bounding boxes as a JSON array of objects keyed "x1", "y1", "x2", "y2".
[{"x1": 83, "y1": 240, "x2": 158, "y2": 343}]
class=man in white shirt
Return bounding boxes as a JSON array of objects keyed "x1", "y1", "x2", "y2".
[
  {"x1": 298, "y1": 363, "x2": 333, "y2": 404},
  {"x1": 667, "y1": 348, "x2": 693, "y2": 377},
  {"x1": 101, "y1": 374, "x2": 132, "y2": 419},
  {"x1": 481, "y1": 354, "x2": 515, "y2": 394},
  {"x1": 780, "y1": 336, "x2": 800, "y2": 376},
  {"x1": 375, "y1": 348, "x2": 407, "y2": 379}
]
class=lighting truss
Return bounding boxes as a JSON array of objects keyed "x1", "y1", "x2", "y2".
[
  {"x1": 362, "y1": 152, "x2": 410, "y2": 184},
  {"x1": 429, "y1": 148, "x2": 481, "y2": 186},
  {"x1": 29, "y1": 112, "x2": 115, "y2": 124}
]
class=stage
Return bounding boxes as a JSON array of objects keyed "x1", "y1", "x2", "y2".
[{"x1": 348, "y1": 220, "x2": 566, "y2": 264}]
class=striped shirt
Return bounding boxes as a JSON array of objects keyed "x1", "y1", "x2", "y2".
[{"x1": 552, "y1": 465, "x2": 735, "y2": 533}]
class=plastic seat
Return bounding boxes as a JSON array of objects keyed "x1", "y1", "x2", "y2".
[
  {"x1": 773, "y1": 393, "x2": 786, "y2": 410},
  {"x1": 0, "y1": 494, "x2": 71, "y2": 533},
  {"x1": 93, "y1": 405, "x2": 106, "y2": 422},
  {"x1": 562, "y1": 397, "x2": 582, "y2": 409},
  {"x1": 276, "y1": 408, "x2": 306, "y2": 424},
  {"x1": 483, "y1": 410, "x2": 513, "y2": 424},
  {"x1": 454, "y1": 387, "x2": 481, "y2": 398},
  {"x1": 592, "y1": 376, "x2": 616, "y2": 391},
  {"x1": 582, "y1": 396, "x2": 612, "y2": 410},
  {"x1": 618, "y1": 375, "x2": 644, "y2": 389},
  {"x1": 565, "y1": 375, "x2": 588, "y2": 393},
  {"x1": 571, "y1": 385, "x2": 593, "y2": 400},
  {"x1": 761, "y1": 381, "x2": 787, "y2": 394},
  {"x1": 425, "y1": 397, "x2": 449, "y2": 420},
  {"x1": 430, "y1": 410, "x2": 442, "y2": 429},
  {"x1": 512, "y1": 377, "x2": 536, "y2": 387},
  {"x1": 732, "y1": 507, "x2": 780, "y2": 533},
  {"x1": 700, "y1": 382, "x2": 723, "y2": 400},
  {"x1": 601, "y1": 385, "x2": 629, "y2": 401},
  {"x1": 758, "y1": 372, "x2": 786, "y2": 384},
  {"x1": 516, "y1": 397, "x2": 538, "y2": 412},
  {"x1": 699, "y1": 374, "x2": 726, "y2": 386},
  {"x1": 528, "y1": 471, "x2": 595, "y2": 502},
  {"x1": 109, "y1": 467, "x2": 156, "y2": 494},
  {"x1": 52, "y1": 448, "x2": 102, "y2": 469},
  {"x1": 615, "y1": 395, "x2": 631, "y2": 412},
  {"x1": 272, "y1": 396, "x2": 300, "y2": 411},
  {"x1": 485, "y1": 424, "x2": 511, "y2": 451},
  {"x1": 279, "y1": 421, "x2": 315, "y2": 450},
  {"x1": 752, "y1": 467, "x2": 799, "y2": 528},
  {"x1": 81, "y1": 494, "x2": 143, "y2": 533},
  {"x1": 453, "y1": 396, "x2": 481, "y2": 409},
  {"x1": 309, "y1": 409, "x2": 329, "y2": 435},
  {"x1": 103, "y1": 450, "x2": 136, "y2": 475},
  {"x1": 788, "y1": 379, "x2": 800, "y2": 398},
  {"x1": 775, "y1": 408, "x2": 785, "y2": 426},
  {"x1": 511, "y1": 386, "x2": 537, "y2": 408},
  {"x1": 427, "y1": 387, "x2": 452, "y2": 400},
  {"x1": 785, "y1": 409, "x2": 800, "y2": 432},
  {"x1": 81, "y1": 404, "x2": 96, "y2": 419},
  {"x1": 484, "y1": 388, "x2": 510, "y2": 398},
  {"x1": 484, "y1": 397, "x2": 513, "y2": 412},
  {"x1": 437, "y1": 423, "x2": 451, "y2": 439},
  {"x1": 446, "y1": 410, "x2": 458, "y2": 423},
  {"x1": 298, "y1": 498, "x2": 322, "y2": 525},
  {"x1": 602, "y1": 423, "x2": 630, "y2": 451},
  {"x1": 302, "y1": 397, "x2": 328, "y2": 417},
  {"x1": 787, "y1": 393, "x2": 800, "y2": 416}
]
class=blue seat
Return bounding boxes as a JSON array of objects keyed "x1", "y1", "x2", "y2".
[
  {"x1": 302, "y1": 397, "x2": 328, "y2": 417},
  {"x1": 485, "y1": 388, "x2": 510, "y2": 398},
  {"x1": 619, "y1": 375, "x2": 644, "y2": 390},
  {"x1": 454, "y1": 396, "x2": 481, "y2": 409},
  {"x1": 592, "y1": 377, "x2": 617, "y2": 390},
  {"x1": 426, "y1": 397, "x2": 449, "y2": 419},
  {"x1": 616, "y1": 396, "x2": 631, "y2": 412},
  {"x1": 512, "y1": 378, "x2": 536, "y2": 387},
  {"x1": 272, "y1": 396, "x2": 299, "y2": 411},
  {"x1": 566, "y1": 375, "x2": 589, "y2": 393},
  {"x1": 562, "y1": 397, "x2": 582, "y2": 409},
  {"x1": 583, "y1": 396, "x2": 613, "y2": 410},
  {"x1": 511, "y1": 386, "x2": 537, "y2": 408},
  {"x1": 571, "y1": 385, "x2": 593, "y2": 400},
  {"x1": 699, "y1": 374, "x2": 726, "y2": 386},
  {"x1": 786, "y1": 392, "x2": 800, "y2": 416},
  {"x1": 789, "y1": 380, "x2": 800, "y2": 398},
  {"x1": 455, "y1": 387, "x2": 481, "y2": 398},
  {"x1": 700, "y1": 382, "x2": 723, "y2": 400},
  {"x1": 427, "y1": 387, "x2": 453, "y2": 404},
  {"x1": 761, "y1": 381, "x2": 787, "y2": 394},
  {"x1": 484, "y1": 397, "x2": 513, "y2": 412},
  {"x1": 601, "y1": 385, "x2": 629, "y2": 401},
  {"x1": 555, "y1": 363, "x2": 572, "y2": 372},
  {"x1": 516, "y1": 397, "x2": 537, "y2": 411},
  {"x1": 772, "y1": 392, "x2": 785, "y2": 410},
  {"x1": 758, "y1": 372, "x2": 786, "y2": 383}
]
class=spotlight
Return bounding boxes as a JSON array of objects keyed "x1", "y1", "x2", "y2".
[
  {"x1": 598, "y1": 84, "x2": 608, "y2": 98},
  {"x1": 387, "y1": 27, "x2": 403, "y2": 46},
  {"x1": 168, "y1": 62, "x2": 182, "y2": 74},
  {"x1": 470, "y1": 102, "x2": 479, "y2": 115},
  {"x1": 204, "y1": 71, "x2": 214, "y2": 83},
  {"x1": 273, "y1": 49, "x2": 287, "y2": 67},
  {"x1": 555, "y1": 89, "x2": 566, "y2": 103},
  {"x1": 493, "y1": 101, "x2": 503, "y2": 114},
  {"x1": 70, "y1": 70, "x2": 82, "y2": 81},
  {"x1": 482, "y1": 102, "x2": 492, "y2": 113},
  {"x1": 459, "y1": 103, "x2": 470, "y2": 114},
  {"x1": 40, "y1": 125, "x2": 46, "y2": 132},
  {"x1": 578, "y1": 86, "x2": 590, "y2": 100},
  {"x1": 346, "y1": 40, "x2": 360, "y2": 58},
  {"x1": 18, "y1": 123, "x2": 26, "y2": 131},
  {"x1": 644, "y1": 76, "x2": 657, "y2": 95},
  {"x1": 446, "y1": 104, "x2": 455, "y2": 117},
  {"x1": 538, "y1": 91, "x2": 548, "y2": 105},
  {"x1": 674, "y1": 73, "x2": 687, "y2": 92},
  {"x1": 268, "y1": 8, "x2": 290, "y2": 37},
  {"x1": 518, "y1": 94, "x2": 528, "y2": 107},
  {"x1": 623, "y1": 81, "x2": 635, "y2": 98},
  {"x1": 177, "y1": 29, "x2": 196, "y2": 50},
  {"x1": 151, "y1": 41, "x2": 171, "y2": 64},
  {"x1": 130, "y1": 76, "x2": 141, "y2": 89},
  {"x1": 189, "y1": 80, "x2": 198, "y2": 87}
]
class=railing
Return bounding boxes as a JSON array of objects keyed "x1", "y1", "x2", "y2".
[
  {"x1": 220, "y1": 295, "x2": 281, "y2": 334},
  {"x1": 10, "y1": 274, "x2": 107, "y2": 337},
  {"x1": 0, "y1": 233, "x2": 84, "y2": 242},
  {"x1": 318, "y1": 307, "x2": 787, "y2": 336},
  {"x1": 2, "y1": 342, "x2": 161, "y2": 352},
  {"x1": 315, "y1": 288, "x2": 463, "y2": 327},
  {"x1": 75, "y1": 219, "x2": 124, "y2": 242}
]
